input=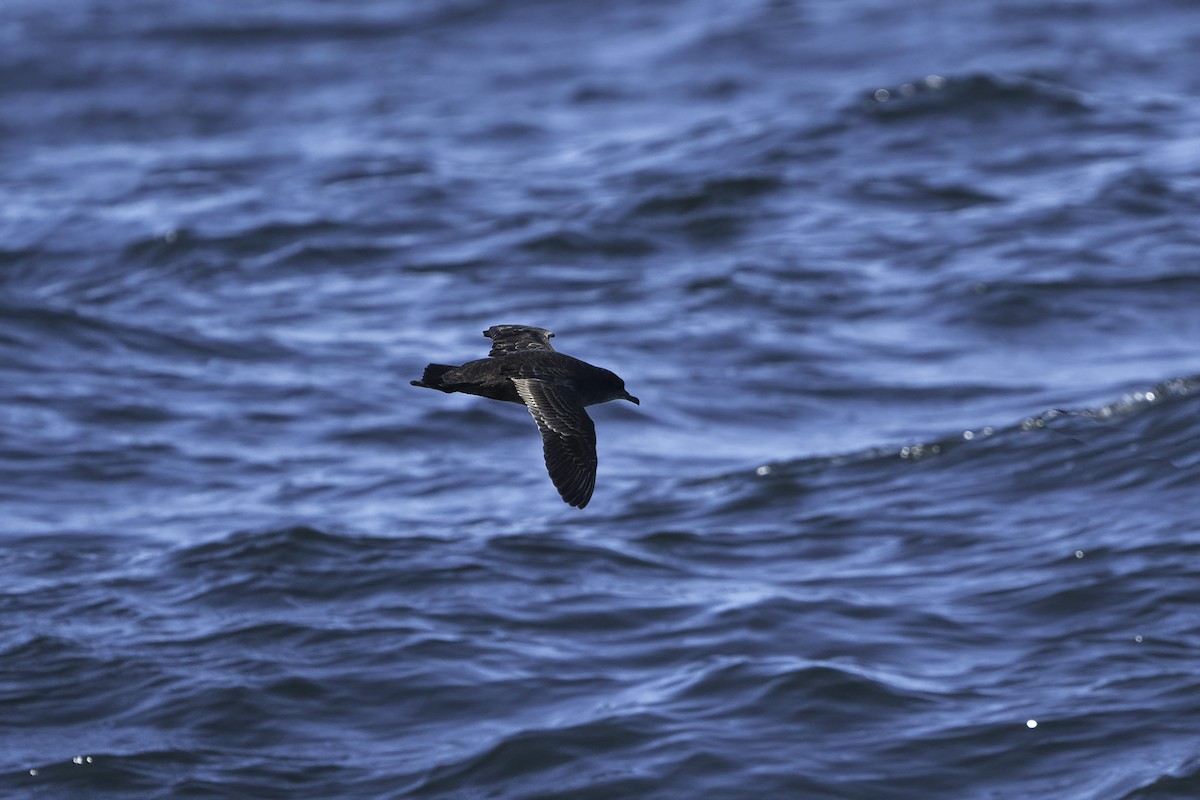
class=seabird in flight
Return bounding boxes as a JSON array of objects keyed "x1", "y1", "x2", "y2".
[{"x1": 411, "y1": 325, "x2": 639, "y2": 508}]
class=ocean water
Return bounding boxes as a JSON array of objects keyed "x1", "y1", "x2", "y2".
[{"x1": 3, "y1": 1, "x2": 1200, "y2": 797}]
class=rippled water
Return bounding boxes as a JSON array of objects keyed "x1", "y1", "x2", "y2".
[{"x1": 4, "y1": 1, "x2": 1200, "y2": 798}]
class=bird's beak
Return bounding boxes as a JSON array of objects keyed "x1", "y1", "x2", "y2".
[{"x1": 626, "y1": 393, "x2": 640, "y2": 405}]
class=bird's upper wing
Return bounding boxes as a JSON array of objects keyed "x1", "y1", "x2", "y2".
[
  {"x1": 512, "y1": 378, "x2": 597, "y2": 509},
  {"x1": 484, "y1": 325, "x2": 556, "y2": 357}
]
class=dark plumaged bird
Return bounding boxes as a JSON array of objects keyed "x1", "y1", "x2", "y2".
[{"x1": 411, "y1": 325, "x2": 640, "y2": 509}]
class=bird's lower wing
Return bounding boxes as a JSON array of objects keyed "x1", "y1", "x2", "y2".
[{"x1": 512, "y1": 378, "x2": 597, "y2": 509}]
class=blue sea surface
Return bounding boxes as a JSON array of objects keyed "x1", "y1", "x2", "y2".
[{"x1": 3, "y1": 1, "x2": 1200, "y2": 798}]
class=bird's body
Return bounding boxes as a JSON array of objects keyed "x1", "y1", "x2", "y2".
[{"x1": 411, "y1": 325, "x2": 639, "y2": 508}]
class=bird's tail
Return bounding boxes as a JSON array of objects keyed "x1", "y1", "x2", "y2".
[{"x1": 411, "y1": 363, "x2": 455, "y2": 390}]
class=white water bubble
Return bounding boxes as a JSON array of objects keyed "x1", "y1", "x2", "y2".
[
  {"x1": 755, "y1": 465, "x2": 771, "y2": 477},
  {"x1": 1075, "y1": 550, "x2": 1084, "y2": 558},
  {"x1": 1026, "y1": 719, "x2": 1038, "y2": 729}
]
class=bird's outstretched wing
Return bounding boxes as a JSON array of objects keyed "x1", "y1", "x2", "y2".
[
  {"x1": 512, "y1": 378, "x2": 597, "y2": 509},
  {"x1": 484, "y1": 325, "x2": 556, "y2": 357}
]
